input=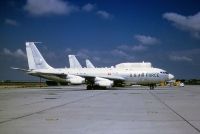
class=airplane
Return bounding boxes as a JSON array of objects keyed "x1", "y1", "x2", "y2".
[
  {"x1": 12, "y1": 42, "x2": 174, "y2": 90},
  {"x1": 12, "y1": 42, "x2": 85, "y2": 85},
  {"x1": 86, "y1": 59, "x2": 95, "y2": 68},
  {"x1": 68, "y1": 55, "x2": 82, "y2": 68},
  {"x1": 68, "y1": 55, "x2": 95, "y2": 69},
  {"x1": 84, "y1": 57, "x2": 175, "y2": 88}
]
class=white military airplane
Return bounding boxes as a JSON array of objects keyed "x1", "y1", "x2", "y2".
[
  {"x1": 68, "y1": 55, "x2": 83, "y2": 69},
  {"x1": 86, "y1": 59, "x2": 95, "y2": 68},
  {"x1": 12, "y1": 42, "x2": 174, "y2": 89},
  {"x1": 68, "y1": 55, "x2": 95, "y2": 69}
]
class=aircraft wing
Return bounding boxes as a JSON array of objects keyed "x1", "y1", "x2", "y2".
[
  {"x1": 30, "y1": 72, "x2": 125, "y2": 81},
  {"x1": 28, "y1": 71, "x2": 66, "y2": 77},
  {"x1": 26, "y1": 71, "x2": 67, "y2": 82},
  {"x1": 78, "y1": 74, "x2": 125, "y2": 81},
  {"x1": 30, "y1": 70, "x2": 125, "y2": 81},
  {"x1": 11, "y1": 67, "x2": 66, "y2": 76},
  {"x1": 77, "y1": 74, "x2": 125, "y2": 87}
]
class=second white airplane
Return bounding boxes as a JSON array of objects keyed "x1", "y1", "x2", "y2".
[{"x1": 13, "y1": 42, "x2": 174, "y2": 90}]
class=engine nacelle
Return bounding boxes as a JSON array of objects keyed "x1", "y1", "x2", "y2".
[
  {"x1": 95, "y1": 77, "x2": 113, "y2": 87},
  {"x1": 66, "y1": 75, "x2": 85, "y2": 85}
]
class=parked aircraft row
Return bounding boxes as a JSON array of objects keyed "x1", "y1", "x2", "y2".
[
  {"x1": 68, "y1": 55, "x2": 95, "y2": 69},
  {"x1": 12, "y1": 42, "x2": 174, "y2": 89}
]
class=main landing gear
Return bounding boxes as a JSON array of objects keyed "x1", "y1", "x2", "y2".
[
  {"x1": 86, "y1": 84, "x2": 107, "y2": 90},
  {"x1": 86, "y1": 85, "x2": 93, "y2": 90},
  {"x1": 149, "y1": 84, "x2": 156, "y2": 90}
]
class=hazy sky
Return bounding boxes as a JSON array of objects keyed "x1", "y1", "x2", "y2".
[{"x1": 0, "y1": 0, "x2": 200, "y2": 80}]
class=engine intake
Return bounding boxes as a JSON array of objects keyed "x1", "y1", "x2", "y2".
[
  {"x1": 66, "y1": 75, "x2": 85, "y2": 84},
  {"x1": 95, "y1": 77, "x2": 113, "y2": 87}
]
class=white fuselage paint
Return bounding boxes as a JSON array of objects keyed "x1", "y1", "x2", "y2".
[{"x1": 29, "y1": 67, "x2": 170, "y2": 85}]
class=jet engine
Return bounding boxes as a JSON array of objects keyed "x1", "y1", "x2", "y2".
[
  {"x1": 66, "y1": 74, "x2": 85, "y2": 84},
  {"x1": 95, "y1": 77, "x2": 113, "y2": 87}
]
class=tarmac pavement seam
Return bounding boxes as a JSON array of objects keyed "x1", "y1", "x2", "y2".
[
  {"x1": 0, "y1": 90, "x2": 109, "y2": 125},
  {"x1": 149, "y1": 91, "x2": 200, "y2": 133}
]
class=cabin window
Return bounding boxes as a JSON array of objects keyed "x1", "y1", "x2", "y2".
[{"x1": 108, "y1": 73, "x2": 111, "y2": 75}]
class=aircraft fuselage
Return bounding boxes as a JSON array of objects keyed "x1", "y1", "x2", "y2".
[{"x1": 29, "y1": 67, "x2": 170, "y2": 85}]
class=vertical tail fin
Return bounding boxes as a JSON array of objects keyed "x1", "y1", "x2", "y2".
[
  {"x1": 86, "y1": 59, "x2": 95, "y2": 68},
  {"x1": 68, "y1": 55, "x2": 82, "y2": 68},
  {"x1": 26, "y1": 42, "x2": 53, "y2": 70}
]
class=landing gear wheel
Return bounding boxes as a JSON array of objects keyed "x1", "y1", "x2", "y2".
[
  {"x1": 150, "y1": 85, "x2": 155, "y2": 90},
  {"x1": 86, "y1": 85, "x2": 92, "y2": 90}
]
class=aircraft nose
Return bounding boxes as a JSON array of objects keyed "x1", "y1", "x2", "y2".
[{"x1": 168, "y1": 74, "x2": 174, "y2": 80}]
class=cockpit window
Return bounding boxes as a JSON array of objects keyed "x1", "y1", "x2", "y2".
[{"x1": 160, "y1": 71, "x2": 169, "y2": 74}]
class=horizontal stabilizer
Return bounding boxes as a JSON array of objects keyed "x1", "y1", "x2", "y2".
[{"x1": 11, "y1": 67, "x2": 29, "y2": 72}]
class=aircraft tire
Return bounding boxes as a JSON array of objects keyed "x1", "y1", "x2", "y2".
[
  {"x1": 150, "y1": 85, "x2": 155, "y2": 90},
  {"x1": 86, "y1": 85, "x2": 93, "y2": 90}
]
